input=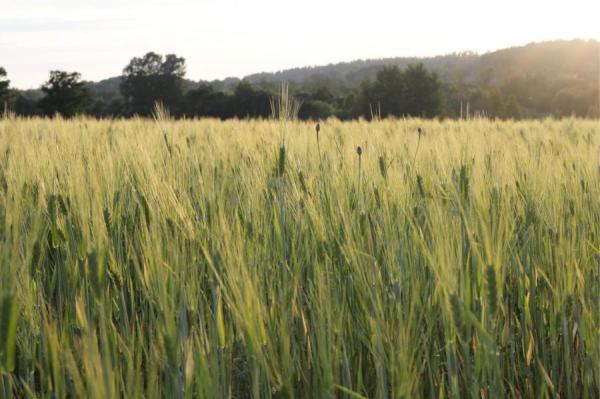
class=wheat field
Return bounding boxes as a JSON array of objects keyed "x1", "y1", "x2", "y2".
[{"x1": 0, "y1": 116, "x2": 598, "y2": 398}]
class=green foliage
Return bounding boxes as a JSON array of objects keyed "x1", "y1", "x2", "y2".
[
  {"x1": 0, "y1": 67, "x2": 10, "y2": 106},
  {"x1": 38, "y1": 71, "x2": 91, "y2": 117},
  {"x1": 229, "y1": 81, "x2": 271, "y2": 118},
  {"x1": 357, "y1": 64, "x2": 444, "y2": 118},
  {"x1": 298, "y1": 99, "x2": 335, "y2": 120},
  {"x1": 403, "y1": 64, "x2": 444, "y2": 117},
  {"x1": 183, "y1": 83, "x2": 229, "y2": 118},
  {"x1": 120, "y1": 52, "x2": 187, "y2": 115}
]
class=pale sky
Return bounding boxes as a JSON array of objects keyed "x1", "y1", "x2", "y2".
[{"x1": 1, "y1": 0, "x2": 599, "y2": 89}]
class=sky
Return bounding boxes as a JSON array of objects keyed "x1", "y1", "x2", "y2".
[{"x1": 1, "y1": 0, "x2": 599, "y2": 89}]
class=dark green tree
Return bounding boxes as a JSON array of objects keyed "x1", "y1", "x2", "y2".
[
  {"x1": 403, "y1": 63, "x2": 443, "y2": 117},
  {"x1": 120, "y1": 52, "x2": 186, "y2": 115},
  {"x1": 0, "y1": 67, "x2": 10, "y2": 107},
  {"x1": 38, "y1": 71, "x2": 91, "y2": 117},
  {"x1": 298, "y1": 100, "x2": 335, "y2": 120},
  {"x1": 183, "y1": 83, "x2": 229, "y2": 118},
  {"x1": 230, "y1": 81, "x2": 270, "y2": 118},
  {"x1": 359, "y1": 67, "x2": 406, "y2": 118},
  {"x1": 358, "y1": 64, "x2": 444, "y2": 118},
  {"x1": 335, "y1": 91, "x2": 361, "y2": 120},
  {"x1": 311, "y1": 87, "x2": 335, "y2": 103},
  {"x1": 13, "y1": 93, "x2": 42, "y2": 116}
]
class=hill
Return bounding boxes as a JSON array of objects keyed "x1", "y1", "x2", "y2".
[{"x1": 244, "y1": 39, "x2": 598, "y2": 85}]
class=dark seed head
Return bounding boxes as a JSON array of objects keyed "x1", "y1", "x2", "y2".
[
  {"x1": 357, "y1": 146, "x2": 363, "y2": 156},
  {"x1": 417, "y1": 127, "x2": 422, "y2": 135},
  {"x1": 278, "y1": 146, "x2": 286, "y2": 177},
  {"x1": 315, "y1": 123, "x2": 320, "y2": 134}
]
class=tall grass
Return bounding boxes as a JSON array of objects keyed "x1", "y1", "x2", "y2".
[{"x1": 0, "y1": 116, "x2": 598, "y2": 398}]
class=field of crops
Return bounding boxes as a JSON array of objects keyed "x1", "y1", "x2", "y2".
[{"x1": 0, "y1": 116, "x2": 598, "y2": 398}]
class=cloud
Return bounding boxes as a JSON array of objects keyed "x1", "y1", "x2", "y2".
[{"x1": 0, "y1": 17, "x2": 134, "y2": 33}]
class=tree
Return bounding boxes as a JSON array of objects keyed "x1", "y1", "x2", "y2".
[
  {"x1": 311, "y1": 87, "x2": 335, "y2": 103},
  {"x1": 230, "y1": 81, "x2": 270, "y2": 118},
  {"x1": 359, "y1": 67, "x2": 405, "y2": 118},
  {"x1": 0, "y1": 67, "x2": 10, "y2": 107},
  {"x1": 38, "y1": 71, "x2": 91, "y2": 117},
  {"x1": 298, "y1": 100, "x2": 335, "y2": 120},
  {"x1": 358, "y1": 64, "x2": 444, "y2": 118},
  {"x1": 403, "y1": 64, "x2": 444, "y2": 117},
  {"x1": 13, "y1": 93, "x2": 42, "y2": 116},
  {"x1": 120, "y1": 52, "x2": 186, "y2": 115},
  {"x1": 183, "y1": 83, "x2": 229, "y2": 118}
]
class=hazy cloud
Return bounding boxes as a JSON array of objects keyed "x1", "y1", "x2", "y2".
[{"x1": 0, "y1": 17, "x2": 134, "y2": 33}]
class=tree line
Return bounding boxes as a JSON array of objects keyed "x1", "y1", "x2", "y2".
[
  {"x1": 0, "y1": 52, "x2": 444, "y2": 120},
  {"x1": 1, "y1": 45, "x2": 598, "y2": 120}
]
